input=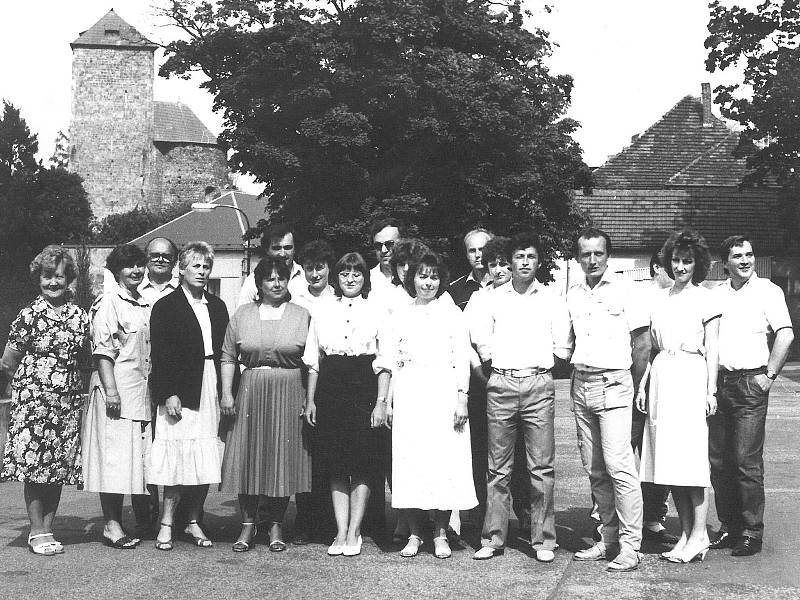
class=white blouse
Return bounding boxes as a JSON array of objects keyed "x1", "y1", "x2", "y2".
[{"x1": 302, "y1": 295, "x2": 390, "y2": 374}]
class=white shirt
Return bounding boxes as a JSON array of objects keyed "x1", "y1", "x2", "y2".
[
  {"x1": 138, "y1": 274, "x2": 180, "y2": 307},
  {"x1": 567, "y1": 270, "x2": 649, "y2": 370},
  {"x1": 302, "y1": 295, "x2": 389, "y2": 374},
  {"x1": 291, "y1": 284, "x2": 335, "y2": 314},
  {"x1": 181, "y1": 286, "x2": 213, "y2": 356},
  {"x1": 713, "y1": 274, "x2": 792, "y2": 370},
  {"x1": 237, "y1": 261, "x2": 305, "y2": 307},
  {"x1": 470, "y1": 280, "x2": 572, "y2": 370}
]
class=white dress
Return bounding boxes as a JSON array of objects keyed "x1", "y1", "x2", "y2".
[
  {"x1": 384, "y1": 297, "x2": 477, "y2": 510},
  {"x1": 640, "y1": 284, "x2": 720, "y2": 487}
]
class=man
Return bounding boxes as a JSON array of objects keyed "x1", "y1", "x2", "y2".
[
  {"x1": 708, "y1": 236, "x2": 794, "y2": 556},
  {"x1": 138, "y1": 238, "x2": 180, "y2": 306},
  {"x1": 567, "y1": 228, "x2": 648, "y2": 572},
  {"x1": 471, "y1": 231, "x2": 572, "y2": 563},
  {"x1": 368, "y1": 218, "x2": 403, "y2": 301},
  {"x1": 237, "y1": 223, "x2": 305, "y2": 307},
  {"x1": 449, "y1": 228, "x2": 493, "y2": 310}
]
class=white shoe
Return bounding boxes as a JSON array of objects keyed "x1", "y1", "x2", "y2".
[
  {"x1": 327, "y1": 539, "x2": 344, "y2": 556},
  {"x1": 342, "y1": 535, "x2": 363, "y2": 556},
  {"x1": 473, "y1": 546, "x2": 504, "y2": 560},
  {"x1": 535, "y1": 549, "x2": 556, "y2": 563}
]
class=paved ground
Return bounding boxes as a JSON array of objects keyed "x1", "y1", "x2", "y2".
[{"x1": 1, "y1": 374, "x2": 799, "y2": 600}]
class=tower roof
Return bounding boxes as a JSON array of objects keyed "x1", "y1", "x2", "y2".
[
  {"x1": 153, "y1": 102, "x2": 219, "y2": 145},
  {"x1": 71, "y1": 9, "x2": 157, "y2": 50}
]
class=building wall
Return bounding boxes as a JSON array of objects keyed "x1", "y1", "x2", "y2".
[
  {"x1": 69, "y1": 47, "x2": 154, "y2": 220},
  {"x1": 147, "y1": 143, "x2": 228, "y2": 210}
]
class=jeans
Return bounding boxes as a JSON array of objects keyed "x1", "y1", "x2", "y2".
[
  {"x1": 708, "y1": 371, "x2": 769, "y2": 539},
  {"x1": 571, "y1": 369, "x2": 642, "y2": 552},
  {"x1": 481, "y1": 372, "x2": 555, "y2": 551}
]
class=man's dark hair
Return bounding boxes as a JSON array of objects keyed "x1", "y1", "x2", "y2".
[
  {"x1": 260, "y1": 222, "x2": 295, "y2": 249},
  {"x1": 719, "y1": 234, "x2": 751, "y2": 263},
  {"x1": 481, "y1": 236, "x2": 511, "y2": 267},
  {"x1": 575, "y1": 227, "x2": 613, "y2": 256},
  {"x1": 369, "y1": 218, "x2": 405, "y2": 241},
  {"x1": 509, "y1": 230, "x2": 542, "y2": 256},
  {"x1": 298, "y1": 239, "x2": 335, "y2": 267},
  {"x1": 649, "y1": 248, "x2": 664, "y2": 278}
]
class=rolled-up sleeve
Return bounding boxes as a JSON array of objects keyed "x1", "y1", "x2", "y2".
[{"x1": 91, "y1": 295, "x2": 120, "y2": 361}]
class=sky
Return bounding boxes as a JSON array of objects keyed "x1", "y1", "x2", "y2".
[{"x1": 0, "y1": 1, "x2": 752, "y2": 193}]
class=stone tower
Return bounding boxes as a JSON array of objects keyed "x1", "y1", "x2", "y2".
[{"x1": 69, "y1": 9, "x2": 157, "y2": 219}]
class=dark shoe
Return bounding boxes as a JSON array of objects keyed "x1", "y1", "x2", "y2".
[
  {"x1": 731, "y1": 536, "x2": 762, "y2": 557},
  {"x1": 293, "y1": 528, "x2": 311, "y2": 546},
  {"x1": 103, "y1": 534, "x2": 138, "y2": 549},
  {"x1": 709, "y1": 530, "x2": 738, "y2": 550},
  {"x1": 643, "y1": 528, "x2": 679, "y2": 545}
]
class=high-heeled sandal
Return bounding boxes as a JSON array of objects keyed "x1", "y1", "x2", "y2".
[
  {"x1": 268, "y1": 522, "x2": 286, "y2": 552},
  {"x1": 232, "y1": 523, "x2": 257, "y2": 553},
  {"x1": 400, "y1": 534, "x2": 423, "y2": 558},
  {"x1": 184, "y1": 519, "x2": 213, "y2": 548},
  {"x1": 433, "y1": 536, "x2": 451, "y2": 559},
  {"x1": 154, "y1": 523, "x2": 174, "y2": 551}
]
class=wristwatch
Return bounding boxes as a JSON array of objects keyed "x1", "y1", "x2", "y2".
[{"x1": 765, "y1": 369, "x2": 778, "y2": 380}]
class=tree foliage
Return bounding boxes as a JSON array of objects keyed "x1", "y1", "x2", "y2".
[
  {"x1": 92, "y1": 201, "x2": 194, "y2": 244},
  {"x1": 160, "y1": 0, "x2": 590, "y2": 272},
  {"x1": 0, "y1": 100, "x2": 39, "y2": 182},
  {"x1": 706, "y1": 0, "x2": 800, "y2": 186}
]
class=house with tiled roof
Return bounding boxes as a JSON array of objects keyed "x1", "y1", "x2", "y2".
[{"x1": 69, "y1": 9, "x2": 227, "y2": 219}]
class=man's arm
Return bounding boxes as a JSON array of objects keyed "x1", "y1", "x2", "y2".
[
  {"x1": 768, "y1": 327, "x2": 794, "y2": 377},
  {"x1": 630, "y1": 326, "x2": 651, "y2": 392}
]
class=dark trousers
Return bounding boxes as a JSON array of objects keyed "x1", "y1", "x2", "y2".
[
  {"x1": 631, "y1": 409, "x2": 670, "y2": 523},
  {"x1": 709, "y1": 370, "x2": 769, "y2": 539}
]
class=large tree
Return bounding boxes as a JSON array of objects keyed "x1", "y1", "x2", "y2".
[
  {"x1": 706, "y1": 0, "x2": 800, "y2": 187},
  {"x1": 0, "y1": 100, "x2": 39, "y2": 182},
  {"x1": 161, "y1": 0, "x2": 590, "y2": 272}
]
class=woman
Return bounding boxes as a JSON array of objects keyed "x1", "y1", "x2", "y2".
[
  {"x1": 220, "y1": 256, "x2": 312, "y2": 552},
  {"x1": 638, "y1": 229, "x2": 720, "y2": 563},
  {"x1": 82, "y1": 244, "x2": 153, "y2": 548},
  {"x1": 384, "y1": 252, "x2": 477, "y2": 559},
  {"x1": 149, "y1": 241, "x2": 229, "y2": 550},
  {"x1": 303, "y1": 253, "x2": 390, "y2": 557},
  {"x1": 0, "y1": 246, "x2": 89, "y2": 555}
]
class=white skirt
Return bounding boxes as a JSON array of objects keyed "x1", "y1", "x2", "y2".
[{"x1": 148, "y1": 361, "x2": 223, "y2": 486}]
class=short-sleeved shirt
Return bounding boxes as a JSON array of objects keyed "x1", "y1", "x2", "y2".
[
  {"x1": 713, "y1": 274, "x2": 793, "y2": 370},
  {"x1": 650, "y1": 284, "x2": 721, "y2": 355},
  {"x1": 567, "y1": 270, "x2": 649, "y2": 370},
  {"x1": 90, "y1": 287, "x2": 151, "y2": 420},
  {"x1": 138, "y1": 275, "x2": 179, "y2": 307}
]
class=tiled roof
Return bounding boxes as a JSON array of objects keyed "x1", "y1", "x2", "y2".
[
  {"x1": 153, "y1": 101, "x2": 218, "y2": 145},
  {"x1": 574, "y1": 188, "x2": 784, "y2": 252},
  {"x1": 71, "y1": 9, "x2": 157, "y2": 50},
  {"x1": 129, "y1": 191, "x2": 268, "y2": 251},
  {"x1": 591, "y1": 95, "x2": 748, "y2": 188}
]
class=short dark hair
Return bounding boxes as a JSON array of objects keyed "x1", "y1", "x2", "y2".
[
  {"x1": 662, "y1": 229, "x2": 711, "y2": 284},
  {"x1": 369, "y1": 218, "x2": 404, "y2": 241},
  {"x1": 260, "y1": 222, "x2": 295, "y2": 249},
  {"x1": 719, "y1": 234, "x2": 751, "y2": 263},
  {"x1": 106, "y1": 244, "x2": 148, "y2": 278},
  {"x1": 576, "y1": 227, "x2": 613, "y2": 256},
  {"x1": 253, "y1": 256, "x2": 292, "y2": 301},
  {"x1": 482, "y1": 236, "x2": 511, "y2": 267},
  {"x1": 404, "y1": 252, "x2": 450, "y2": 298},
  {"x1": 509, "y1": 230, "x2": 542, "y2": 256},
  {"x1": 30, "y1": 245, "x2": 77, "y2": 285},
  {"x1": 333, "y1": 252, "x2": 371, "y2": 298},
  {"x1": 649, "y1": 248, "x2": 664, "y2": 278},
  {"x1": 145, "y1": 237, "x2": 178, "y2": 261},
  {"x1": 298, "y1": 239, "x2": 334, "y2": 267},
  {"x1": 389, "y1": 238, "x2": 430, "y2": 286}
]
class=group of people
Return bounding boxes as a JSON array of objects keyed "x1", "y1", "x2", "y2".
[{"x1": 0, "y1": 219, "x2": 792, "y2": 572}]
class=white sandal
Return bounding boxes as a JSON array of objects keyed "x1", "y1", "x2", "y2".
[
  {"x1": 433, "y1": 536, "x2": 451, "y2": 559},
  {"x1": 400, "y1": 534, "x2": 422, "y2": 558},
  {"x1": 28, "y1": 533, "x2": 63, "y2": 556}
]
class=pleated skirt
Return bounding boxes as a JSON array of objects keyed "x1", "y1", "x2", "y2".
[
  {"x1": 82, "y1": 377, "x2": 151, "y2": 494},
  {"x1": 149, "y1": 360, "x2": 223, "y2": 486},
  {"x1": 220, "y1": 367, "x2": 311, "y2": 496}
]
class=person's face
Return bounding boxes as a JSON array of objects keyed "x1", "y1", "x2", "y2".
[
  {"x1": 413, "y1": 265, "x2": 440, "y2": 302},
  {"x1": 303, "y1": 261, "x2": 330, "y2": 293},
  {"x1": 511, "y1": 246, "x2": 539, "y2": 285},
  {"x1": 487, "y1": 256, "x2": 511, "y2": 288},
  {"x1": 725, "y1": 241, "x2": 755, "y2": 284},
  {"x1": 577, "y1": 236, "x2": 609, "y2": 285},
  {"x1": 39, "y1": 261, "x2": 68, "y2": 305},
  {"x1": 146, "y1": 240, "x2": 177, "y2": 277},
  {"x1": 465, "y1": 232, "x2": 491, "y2": 273},
  {"x1": 338, "y1": 268, "x2": 365, "y2": 298},
  {"x1": 260, "y1": 268, "x2": 289, "y2": 304},
  {"x1": 671, "y1": 250, "x2": 695, "y2": 286},
  {"x1": 118, "y1": 263, "x2": 145, "y2": 293},
  {"x1": 180, "y1": 254, "x2": 212, "y2": 291},
  {"x1": 267, "y1": 233, "x2": 295, "y2": 267},
  {"x1": 373, "y1": 226, "x2": 401, "y2": 267},
  {"x1": 652, "y1": 263, "x2": 673, "y2": 288},
  {"x1": 396, "y1": 262, "x2": 410, "y2": 286}
]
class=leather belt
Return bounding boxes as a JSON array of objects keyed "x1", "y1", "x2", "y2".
[
  {"x1": 721, "y1": 366, "x2": 766, "y2": 377},
  {"x1": 492, "y1": 367, "x2": 550, "y2": 378}
]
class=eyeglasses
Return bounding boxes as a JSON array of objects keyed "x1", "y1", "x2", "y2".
[
  {"x1": 372, "y1": 240, "x2": 396, "y2": 252},
  {"x1": 148, "y1": 253, "x2": 174, "y2": 262}
]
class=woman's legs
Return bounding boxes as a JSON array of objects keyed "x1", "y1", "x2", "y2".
[
  {"x1": 331, "y1": 478, "x2": 350, "y2": 545},
  {"x1": 236, "y1": 494, "x2": 259, "y2": 544},
  {"x1": 131, "y1": 494, "x2": 154, "y2": 532},
  {"x1": 156, "y1": 486, "x2": 180, "y2": 544},
  {"x1": 679, "y1": 487, "x2": 710, "y2": 557},
  {"x1": 99, "y1": 492, "x2": 126, "y2": 539},
  {"x1": 265, "y1": 496, "x2": 290, "y2": 543},
  {"x1": 433, "y1": 509, "x2": 451, "y2": 541},
  {"x1": 24, "y1": 482, "x2": 62, "y2": 545},
  {"x1": 183, "y1": 484, "x2": 210, "y2": 538},
  {"x1": 346, "y1": 478, "x2": 371, "y2": 545}
]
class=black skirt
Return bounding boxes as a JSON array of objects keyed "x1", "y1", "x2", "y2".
[{"x1": 315, "y1": 354, "x2": 382, "y2": 480}]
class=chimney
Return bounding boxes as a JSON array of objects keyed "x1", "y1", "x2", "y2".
[{"x1": 701, "y1": 83, "x2": 713, "y2": 127}]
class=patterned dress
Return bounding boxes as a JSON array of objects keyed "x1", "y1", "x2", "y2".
[{"x1": 2, "y1": 296, "x2": 89, "y2": 484}]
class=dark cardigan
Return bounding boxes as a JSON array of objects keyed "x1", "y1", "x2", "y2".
[{"x1": 150, "y1": 287, "x2": 229, "y2": 410}]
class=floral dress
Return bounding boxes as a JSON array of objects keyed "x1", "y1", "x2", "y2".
[{"x1": 2, "y1": 296, "x2": 89, "y2": 484}]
